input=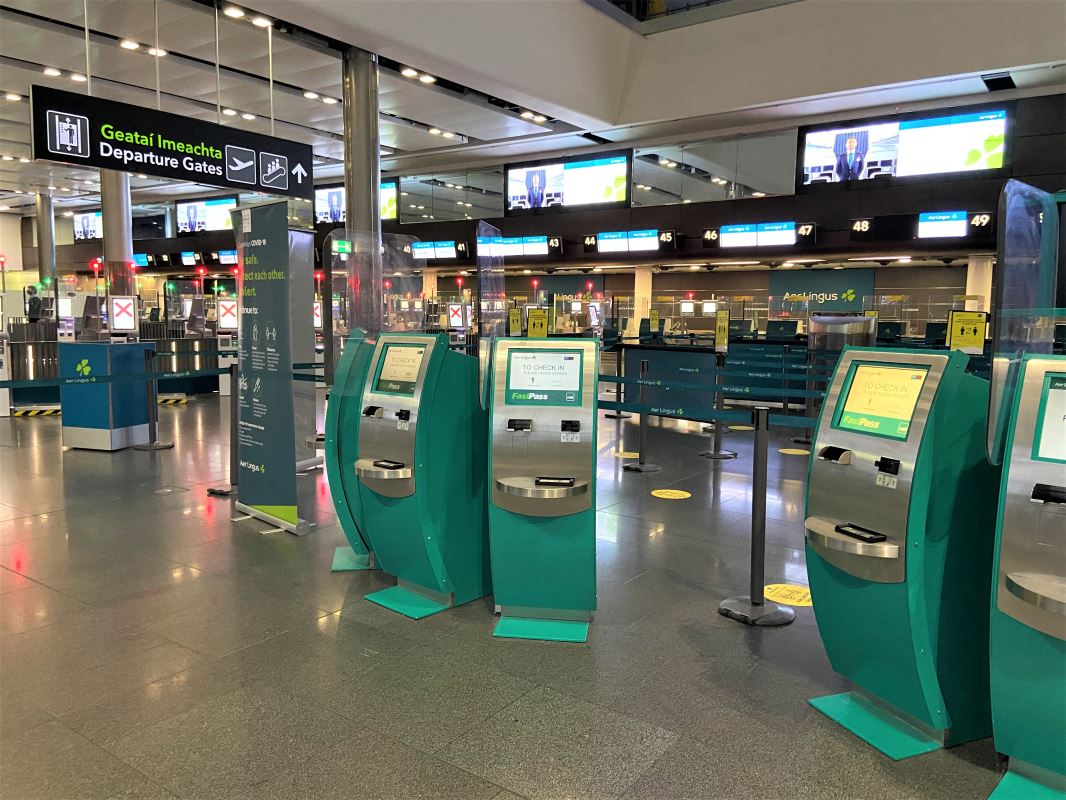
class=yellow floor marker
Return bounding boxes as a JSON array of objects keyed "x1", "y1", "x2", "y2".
[
  {"x1": 779, "y1": 447, "x2": 810, "y2": 456},
  {"x1": 728, "y1": 425, "x2": 754, "y2": 432},
  {"x1": 764, "y1": 584, "x2": 812, "y2": 606},
  {"x1": 650, "y1": 489, "x2": 691, "y2": 500},
  {"x1": 613, "y1": 449, "x2": 640, "y2": 459}
]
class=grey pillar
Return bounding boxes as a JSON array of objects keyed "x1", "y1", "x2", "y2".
[
  {"x1": 164, "y1": 205, "x2": 177, "y2": 238},
  {"x1": 35, "y1": 193, "x2": 57, "y2": 316},
  {"x1": 100, "y1": 169, "x2": 135, "y2": 297},
  {"x1": 341, "y1": 46, "x2": 381, "y2": 339}
]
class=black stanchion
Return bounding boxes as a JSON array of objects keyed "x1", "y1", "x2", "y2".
[
  {"x1": 792, "y1": 348, "x2": 815, "y2": 446},
  {"x1": 623, "y1": 359, "x2": 659, "y2": 473},
  {"x1": 208, "y1": 362, "x2": 239, "y2": 497},
  {"x1": 701, "y1": 352, "x2": 737, "y2": 461},
  {"x1": 133, "y1": 349, "x2": 174, "y2": 452},
  {"x1": 604, "y1": 344, "x2": 630, "y2": 420},
  {"x1": 718, "y1": 406, "x2": 795, "y2": 627}
]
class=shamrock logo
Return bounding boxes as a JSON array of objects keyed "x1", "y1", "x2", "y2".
[
  {"x1": 841, "y1": 288, "x2": 856, "y2": 302},
  {"x1": 75, "y1": 358, "x2": 92, "y2": 376}
]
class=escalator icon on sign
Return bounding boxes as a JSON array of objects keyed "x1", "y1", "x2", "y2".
[
  {"x1": 46, "y1": 111, "x2": 90, "y2": 158},
  {"x1": 259, "y1": 152, "x2": 288, "y2": 191}
]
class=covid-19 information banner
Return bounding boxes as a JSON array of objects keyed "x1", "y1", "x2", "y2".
[
  {"x1": 31, "y1": 85, "x2": 313, "y2": 199},
  {"x1": 232, "y1": 201, "x2": 305, "y2": 533}
]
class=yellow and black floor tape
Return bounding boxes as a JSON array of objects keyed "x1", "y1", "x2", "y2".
[
  {"x1": 12, "y1": 408, "x2": 61, "y2": 416},
  {"x1": 157, "y1": 398, "x2": 188, "y2": 405}
]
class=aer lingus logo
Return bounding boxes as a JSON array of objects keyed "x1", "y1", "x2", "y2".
[
  {"x1": 75, "y1": 358, "x2": 92, "y2": 376},
  {"x1": 841, "y1": 288, "x2": 856, "y2": 302}
]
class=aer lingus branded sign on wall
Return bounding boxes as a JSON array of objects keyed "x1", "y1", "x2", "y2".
[
  {"x1": 30, "y1": 85, "x2": 313, "y2": 200},
  {"x1": 769, "y1": 268, "x2": 874, "y2": 312}
]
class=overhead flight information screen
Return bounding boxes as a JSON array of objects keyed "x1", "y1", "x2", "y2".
[
  {"x1": 374, "y1": 344, "x2": 426, "y2": 395},
  {"x1": 506, "y1": 152, "x2": 629, "y2": 212},
  {"x1": 506, "y1": 349, "x2": 583, "y2": 406},
  {"x1": 834, "y1": 363, "x2": 929, "y2": 440},
  {"x1": 1034, "y1": 375, "x2": 1066, "y2": 463},
  {"x1": 176, "y1": 197, "x2": 236, "y2": 232}
]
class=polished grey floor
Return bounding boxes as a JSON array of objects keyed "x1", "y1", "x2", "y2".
[{"x1": 0, "y1": 395, "x2": 1002, "y2": 799}]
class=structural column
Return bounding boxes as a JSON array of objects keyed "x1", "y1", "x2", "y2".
[
  {"x1": 341, "y1": 45, "x2": 381, "y2": 338},
  {"x1": 965, "y1": 254, "x2": 994, "y2": 312},
  {"x1": 100, "y1": 169, "x2": 134, "y2": 297},
  {"x1": 35, "y1": 192, "x2": 57, "y2": 316},
  {"x1": 634, "y1": 265, "x2": 653, "y2": 321}
]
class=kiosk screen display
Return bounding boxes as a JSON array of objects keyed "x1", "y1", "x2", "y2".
[
  {"x1": 1034, "y1": 375, "x2": 1066, "y2": 463},
  {"x1": 374, "y1": 344, "x2": 425, "y2": 395},
  {"x1": 506, "y1": 349, "x2": 582, "y2": 406},
  {"x1": 835, "y1": 363, "x2": 928, "y2": 440}
]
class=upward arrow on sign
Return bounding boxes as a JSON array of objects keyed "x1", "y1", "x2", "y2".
[{"x1": 291, "y1": 163, "x2": 307, "y2": 184}]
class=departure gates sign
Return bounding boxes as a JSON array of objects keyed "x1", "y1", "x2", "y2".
[{"x1": 31, "y1": 85, "x2": 313, "y2": 200}]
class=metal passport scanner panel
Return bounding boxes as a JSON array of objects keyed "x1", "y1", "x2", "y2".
[
  {"x1": 491, "y1": 339, "x2": 598, "y2": 518},
  {"x1": 356, "y1": 335, "x2": 436, "y2": 499},
  {"x1": 806, "y1": 350, "x2": 949, "y2": 584},
  {"x1": 997, "y1": 357, "x2": 1066, "y2": 641}
]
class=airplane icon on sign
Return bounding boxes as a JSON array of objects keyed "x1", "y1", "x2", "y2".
[{"x1": 230, "y1": 156, "x2": 253, "y2": 172}]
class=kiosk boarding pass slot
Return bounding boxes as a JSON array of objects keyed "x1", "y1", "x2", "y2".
[
  {"x1": 997, "y1": 361, "x2": 1066, "y2": 638},
  {"x1": 355, "y1": 337, "x2": 434, "y2": 499},
  {"x1": 806, "y1": 353, "x2": 945, "y2": 583},
  {"x1": 491, "y1": 343, "x2": 596, "y2": 516}
]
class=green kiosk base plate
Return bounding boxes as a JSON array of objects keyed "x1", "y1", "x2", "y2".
[
  {"x1": 494, "y1": 616, "x2": 590, "y2": 643},
  {"x1": 331, "y1": 546, "x2": 372, "y2": 572},
  {"x1": 364, "y1": 585, "x2": 450, "y2": 619},
  {"x1": 809, "y1": 692, "x2": 942, "y2": 760},
  {"x1": 990, "y1": 769, "x2": 1066, "y2": 800}
]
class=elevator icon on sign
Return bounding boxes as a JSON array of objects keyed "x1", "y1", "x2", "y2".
[{"x1": 46, "y1": 110, "x2": 90, "y2": 158}]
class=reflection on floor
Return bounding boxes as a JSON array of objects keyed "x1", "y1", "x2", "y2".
[{"x1": 0, "y1": 397, "x2": 1001, "y2": 799}]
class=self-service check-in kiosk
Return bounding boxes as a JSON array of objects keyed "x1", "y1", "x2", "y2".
[
  {"x1": 355, "y1": 332, "x2": 490, "y2": 618},
  {"x1": 988, "y1": 355, "x2": 1066, "y2": 799},
  {"x1": 805, "y1": 347, "x2": 1000, "y2": 758},
  {"x1": 487, "y1": 338, "x2": 599, "y2": 642}
]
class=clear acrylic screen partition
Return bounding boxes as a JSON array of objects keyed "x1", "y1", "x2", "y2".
[
  {"x1": 476, "y1": 221, "x2": 506, "y2": 409},
  {"x1": 987, "y1": 179, "x2": 1060, "y2": 466}
]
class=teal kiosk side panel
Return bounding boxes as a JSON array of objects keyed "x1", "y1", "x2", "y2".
[
  {"x1": 988, "y1": 355, "x2": 1066, "y2": 799},
  {"x1": 325, "y1": 329, "x2": 375, "y2": 571},
  {"x1": 805, "y1": 347, "x2": 999, "y2": 758}
]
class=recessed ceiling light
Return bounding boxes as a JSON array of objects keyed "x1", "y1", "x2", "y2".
[
  {"x1": 520, "y1": 111, "x2": 534, "y2": 119},
  {"x1": 136, "y1": 173, "x2": 147, "y2": 178},
  {"x1": 120, "y1": 39, "x2": 139, "y2": 50},
  {"x1": 523, "y1": 269, "x2": 532, "y2": 274},
  {"x1": 416, "y1": 205, "x2": 424, "y2": 210},
  {"x1": 61, "y1": 186, "x2": 70, "y2": 191},
  {"x1": 147, "y1": 47, "x2": 167, "y2": 57},
  {"x1": 222, "y1": 108, "x2": 237, "y2": 116},
  {"x1": 303, "y1": 90, "x2": 319, "y2": 99},
  {"x1": 321, "y1": 96, "x2": 337, "y2": 105},
  {"x1": 223, "y1": 6, "x2": 245, "y2": 18},
  {"x1": 251, "y1": 16, "x2": 271, "y2": 27},
  {"x1": 752, "y1": 191, "x2": 766, "y2": 198},
  {"x1": 533, "y1": 115, "x2": 546, "y2": 123},
  {"x1": 593, "y1": 267, "x2": 603, "y2": 272},
  {"x1": 421, "y1": 214, "x2": 429, "y2": 218},
  {"x1": 0, "y1": 205, "x2": 10, "y2": 211},
  {"x1": 400, "y1": 67, "x2": 418, "y2": 78},
  {"x1": 896, "y1": 257, "x2": 912, "y2": 263},
  {"x1": 456, "y1": 200, "x2": 464, "y2": 205},
  {"x1": 409, "y1": 204, "x2": 417, "y2": 209},
  {"x1": 428, "y1": 128, "x2": 441, "y2": 135},
  {"x1": 441, "y1": 131, "x2": 454, "y2": 139},
  {"x1": 43, "y1": 67, "x2": 61, "y2": 77},
  {"x1": 4, "y1": 93, "x2": 21, "y2": 101},
  {"x1": 62, "y1": 211, "x2": 73, "y2": 217},
  {"x1": 689, "y1": 265, "x2": 701, "y2": 270},
  {"x1": 400, "y1": 191, "x2": 408, "y2": 196},
  {"x1": 241, "y1": 112, "x2": 256, "y2": 120},
  {"x1": 683, "y1": 198, "x2": 692, "y2": 203},
  {"x1": 1, "y1": 155, "x2": 12, "y2": 161},
  {"x1": 418, "y1": 74, "x2": 436, "y2": 84},
  {"x1": 18, "y1": 157, "x2": 29, "y2": 163},
  {"x1": 70, "y1": 73, "x2": 87, "y2": 82}
]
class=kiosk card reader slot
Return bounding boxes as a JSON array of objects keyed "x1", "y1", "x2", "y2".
[
  {"x1": 488, "y1": 339, "x2": 599, "y2": 642},
  {"x1": 805, "y1": 348, "x2": 1000, "y2": 759},
  {"x1": 988, "y1": 356, "x2": 1066, "y2": 799}
]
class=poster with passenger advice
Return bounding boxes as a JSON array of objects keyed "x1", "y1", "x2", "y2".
[{"x1": 231, "y1": 201, "x2": 309, "y2": 534}]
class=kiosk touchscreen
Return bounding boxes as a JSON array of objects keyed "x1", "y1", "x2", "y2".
[
  {"x1": 324, "y1": 328, "x2": 378, "y2": 572},
  {"x1": 354, "y1": 332, "x2": 490, "y2": 618},
  {"x1": 487, "y1": 338, "x2": 599, "y2": 642},
  {"x1": 988, "y1": 355, "x2": 1066, "y2": 800},
  {"x1": 805, "y1": 347, "x2": 1000, "y2": 759}
]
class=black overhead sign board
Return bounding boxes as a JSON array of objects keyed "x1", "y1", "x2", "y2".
[{"x1": 31, "y1": 85, "x2": 314, "y2": 200}]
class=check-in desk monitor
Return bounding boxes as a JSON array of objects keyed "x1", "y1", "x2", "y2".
[
  {"x1": 989, "y1": 356, "x2": 1066, "y2": 789},
  {"x1": 805, "y1": 347, "x2": 999, "y2": 754}
]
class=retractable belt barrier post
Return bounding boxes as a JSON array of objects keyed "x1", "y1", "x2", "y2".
[
  {"x1": 718, "y1": 406, "x2": 795, "y2": 627},
  {"x1": 133, "y1": 349, "x2": 174, "y2": 451},
  {"x1": 792, "y1": 348, "x2": 817, "y2": 446},
  {"x1": 209, "y1": 362, "x2": 240, "y2": 498},
  {"x1": 603, "y1": 345, "x2": 630, "y2": 420},
  {"x1": 623, "y1": 359, "x2": 660, "y2": 473},
  {"x1": 701, "y1": 352, "x2": 737, "y2": 461}
]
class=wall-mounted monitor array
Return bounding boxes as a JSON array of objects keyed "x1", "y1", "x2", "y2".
[
  {"x1": 801, "y1": 108, "x2": 1007, "y2": 185},
  {"x1": 506, "y1": 151, "x2": 630, "y2": 214},
  {"x1": 313, "y1": 181, "x2": 398, "y2": 223},
  {"x1": 411, "y1": 240, "x2": 469, "y2": 260},
  {"x1": 73, "y1": 210, "x2": 103, "y2": 241},
  {"x1": 476, "y1": 235, "x2": 564, "y2": 258},
  {"x1": 177, "y1": 197, "x2": 236, "y2": 233},
  {"x1": 582, "y1": 229, "x2": 671, "y2": 254},
  {"x1": 850, "y1": 211, "x2": 994, "y2": 242},
  {"x1": 703, "y1": 222, "x2": 816, "y2": 248}
]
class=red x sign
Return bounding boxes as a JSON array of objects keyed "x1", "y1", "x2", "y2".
[
  {"x1": 220, "y1": 302, "x2": 237, "y2": 319},
  {"x1": 114, "y1": 300, "x2": 133, "y2": 320},
  {"x1": 449, "y1": 305, "x2": 463, "y2": 322}
]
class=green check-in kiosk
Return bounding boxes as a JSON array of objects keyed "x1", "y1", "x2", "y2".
[
  {"x1": 805, "y1": 348, "x2": 1000, "y2": 758},
  {"x1": 988, "y1": 355, "x2": 1066, "y2": 800},
  {"x1": 488, "y1": 338, "x2": 599, "y2": 642},
  {"x1": 355, "y1": 332, "x2": 490, "y2": 618}
]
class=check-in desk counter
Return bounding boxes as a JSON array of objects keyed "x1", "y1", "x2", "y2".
[
  {"x1": 805, "y1": 347, "x2": 999, "y2": 758},
  {"x1": 8, "y1": 322, "x2": 60, "y2": 404},
  {"x1": 988, "y1": 355, "x2": 1066, "y2": 799},
  {"x1": 355, "y1": 332, "x2": 490, "y2": 618},
  {"x1": 488, "y1": 338, "x2": 599, "y2": 642}
]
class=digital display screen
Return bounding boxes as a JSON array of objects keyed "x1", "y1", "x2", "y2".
[
  {"x1": 597, "y1": 231, "x2": 629, "y2": 253},
  {"x1": 218, "y1": 250, "x2": 238, "y2": 265},
  {"x1": 73, "y1": 211, "x2": 103, "y2": 240},
  {"x1": 917, "y1": 211, "x2": 968, "y2": 238},
  {"x1": 180, "y1": 251, "x2": 196, "y2": 266},
  {"x1": 313, "y1": 182, "x2": 397, "y2": 223},
  {"x1": 433, "y1": 241, "x2": 457, "y2": 259},
  {"x1": 628, "y1": 229, "x2": 659, "y2": 252},
  {"x1": 108, "y1": 296, "x2": 137, "y2": 332},
  {"x1": 680, "y1": 301, "x2": 695, "y2": 316},
  {"x1": 506, "y1": 349, "x2": 582, "y2": 406},
  {"x1": 132, "y1": 253, "x2": 150, "y2": 267},
  {"x1": 570, "y1": 300, "x2": 583, "y2": 313},
  {"x1": 835, "y1": 363, "x2": 929, "y2": 440},
  {"x1": 57, "y1": 297, "x2": 73, "y2": 318},
  {"x1": 702, "y1": 301, "x2": 717, "y2": 315},
  {"x1": 588, "y1": 305, "x2": 600, "y2": 326},
  {"x1": 1035, "y1": 375, "x2": 1066, "y2": 463},
  {"x1": 802, "y1": 109, "x2": 1006, "y2": 184},
  {"x1": 411, "y1": 241, "x2": 435, "y2": 259},
  {"x1": 176, "y1": 198, "x2": 236, "y2": 233},
  {"x1": 506, "y1": 153, "x2": 628, "y2": 211},
  {"x1": 523, "y1": 236, "x2": 549, "y2": 256},
  {"x1": 719, "y1": 224, "x2": 758, "y2": 248},
  {"x1": 374, "y1": 344, "x2": 425, "y2": 395},
  {"x1": 756, "y1": 222, "x2": 796, "y2": 246}
]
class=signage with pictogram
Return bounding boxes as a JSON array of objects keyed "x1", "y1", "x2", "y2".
[{"x1": 109, "y1": 295, "x2": 138, "y2": 332}]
